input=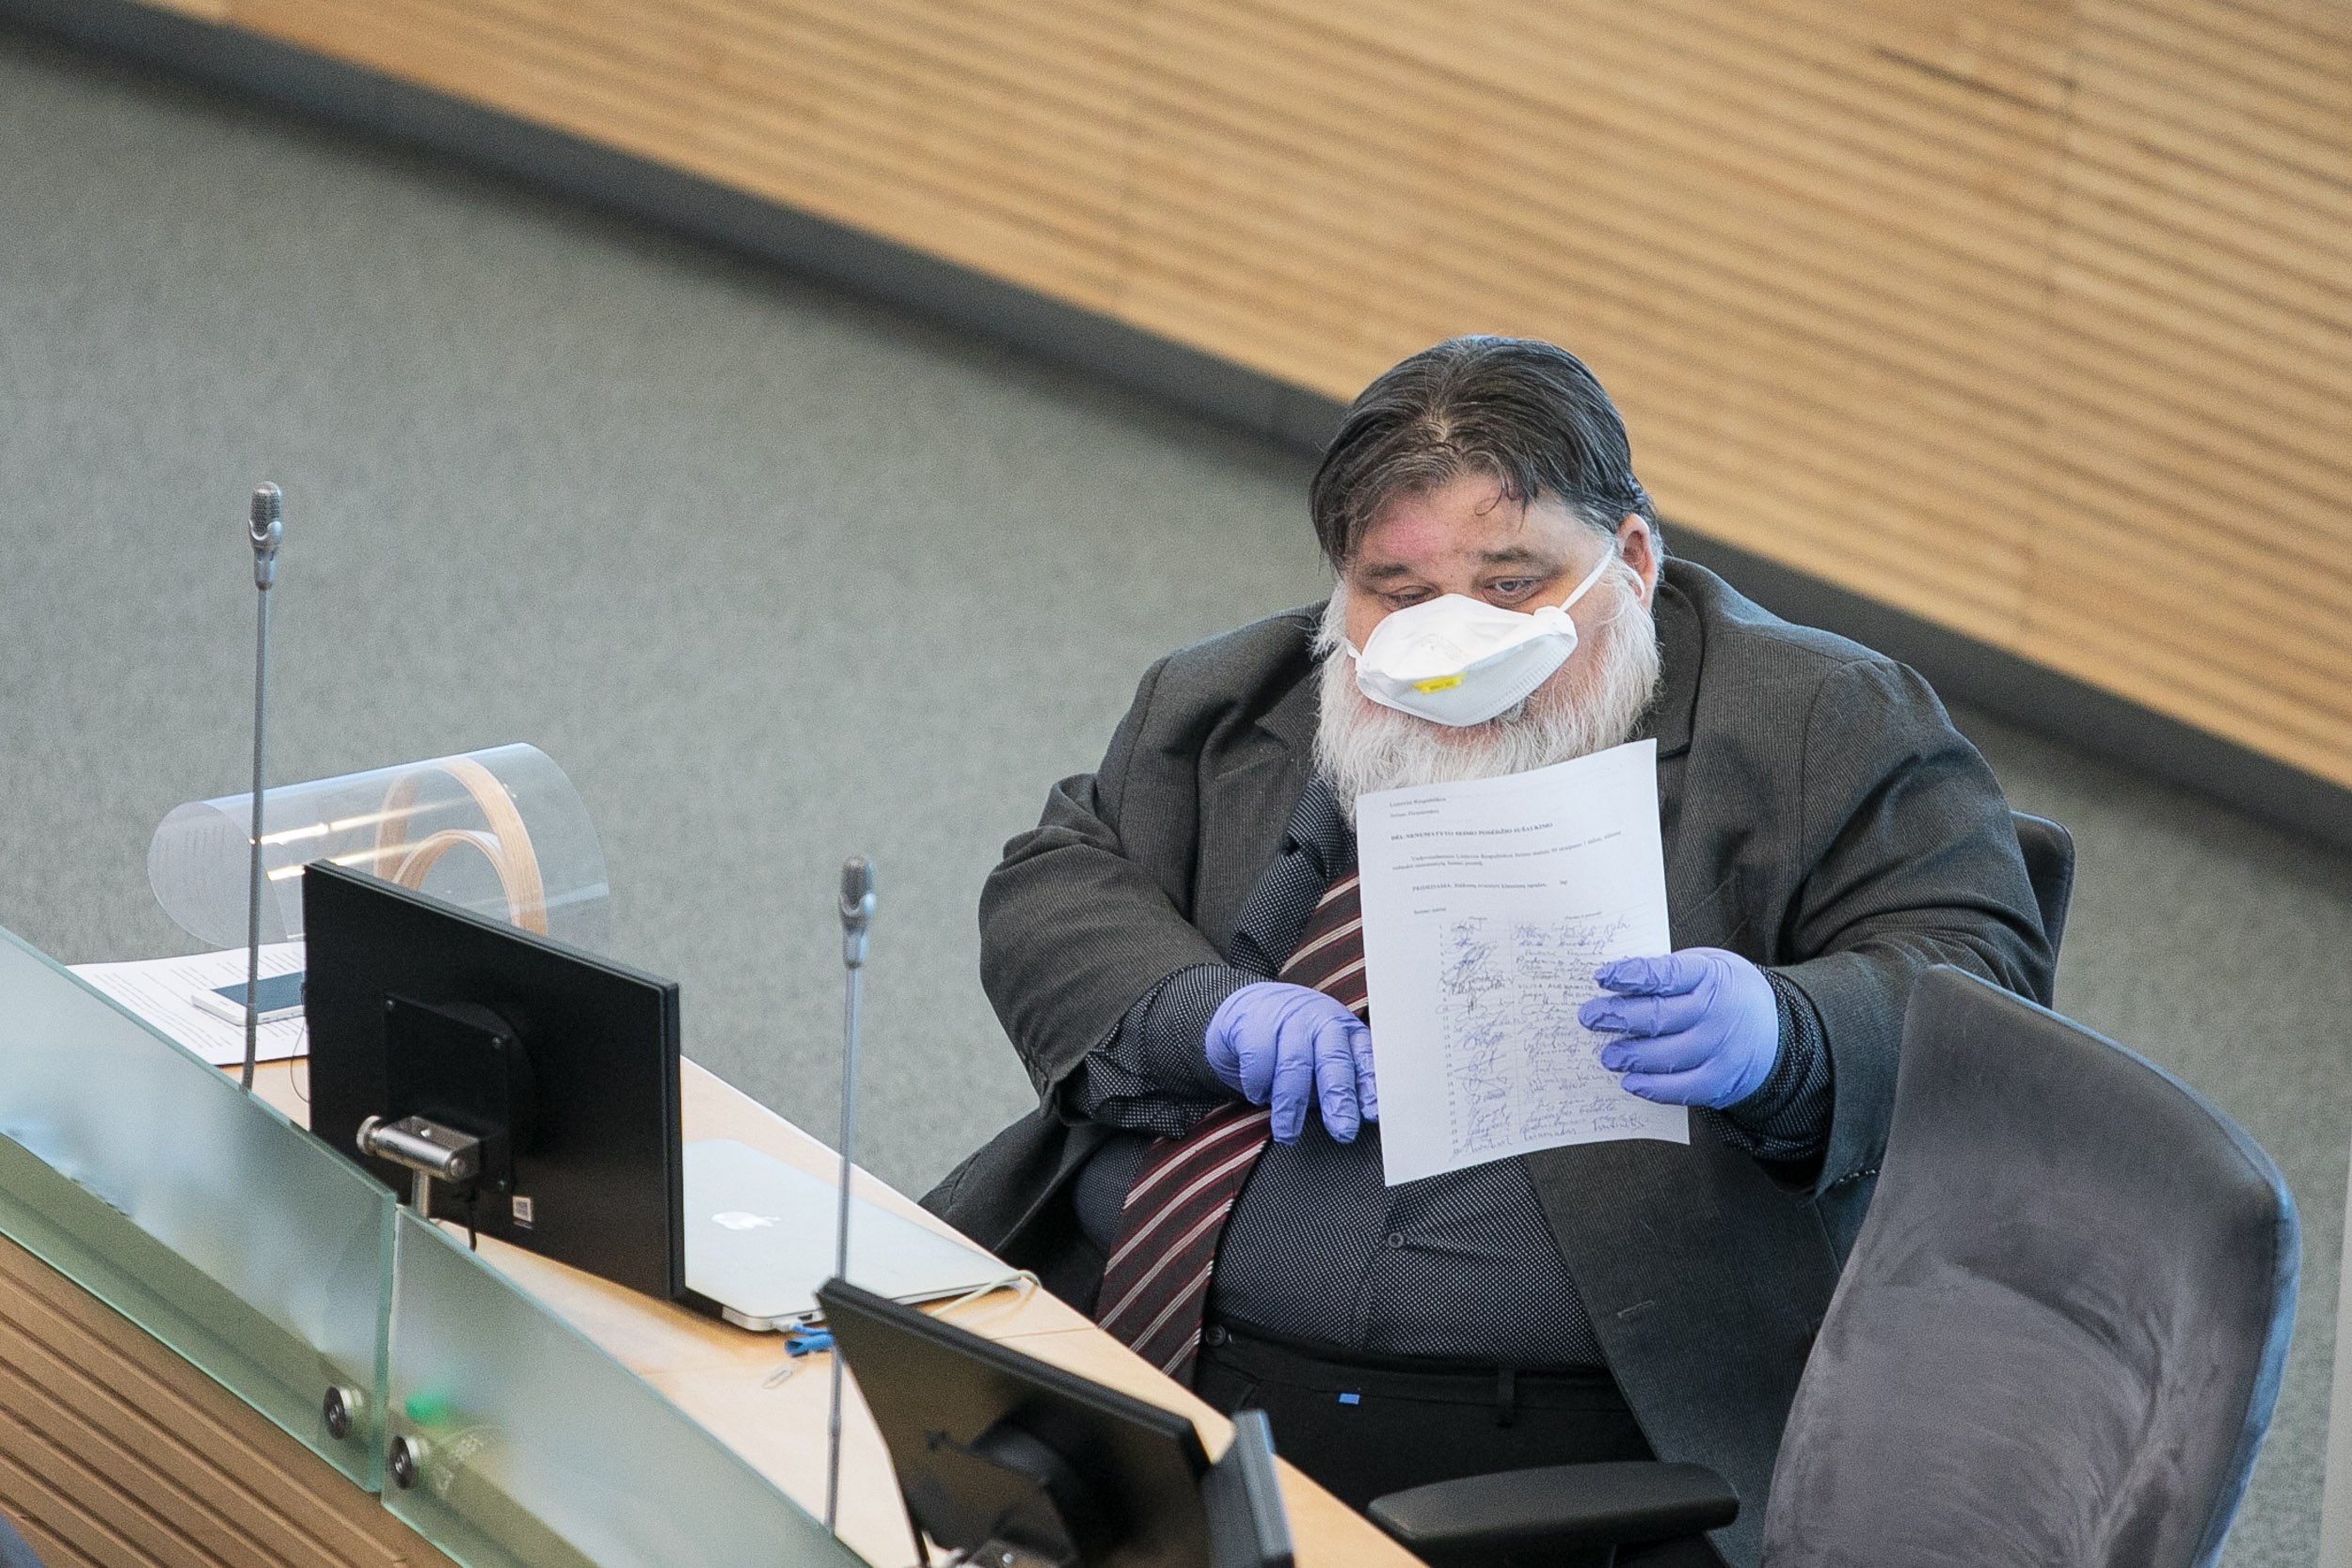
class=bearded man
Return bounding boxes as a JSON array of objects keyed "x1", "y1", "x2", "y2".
[{"x1": 925, "y1": 337, "x2": 2053, "y2": 1566}]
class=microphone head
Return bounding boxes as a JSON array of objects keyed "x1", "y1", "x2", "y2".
[
  {"x1": 838, "y1": 856, "x2": 875, "y2": 932},
  {"x1": 248, "y1": 483, "x2": 283, "y2": 586}
]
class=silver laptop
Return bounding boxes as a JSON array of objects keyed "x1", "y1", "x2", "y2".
[{"x1": 683, "y1": 1138, "x2": 1008, "y2": 1332}]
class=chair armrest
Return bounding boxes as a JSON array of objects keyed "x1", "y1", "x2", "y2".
[{"x1": 1366, "y1": 1460, "x2": 1737, "y2": 1564}]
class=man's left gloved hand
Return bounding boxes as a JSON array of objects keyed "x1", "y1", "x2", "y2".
[{"x1": 1579, "y1": 948, "x2": 1779, "y2": 1109}]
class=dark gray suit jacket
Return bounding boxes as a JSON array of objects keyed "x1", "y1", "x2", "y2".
[{"x1": 925, "y1": 560, "x2": 2052, "y2": 1565}]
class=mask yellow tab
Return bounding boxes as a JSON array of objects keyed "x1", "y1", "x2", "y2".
[{"x1": 1410, "y1": 674, "x2": 1466, "y2": 693}]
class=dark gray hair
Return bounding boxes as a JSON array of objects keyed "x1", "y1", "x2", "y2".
[{"x1": 1309, "y1": 337, "x2": 1654, "y2": 567}]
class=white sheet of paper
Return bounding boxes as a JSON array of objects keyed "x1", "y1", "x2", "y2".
[
  {"x1": 70, "y1": 942, "x2": 309, "y2": 1067},
  {"x1": 1359, "y1": 738, "x2": 1687, "y2": 1186}
]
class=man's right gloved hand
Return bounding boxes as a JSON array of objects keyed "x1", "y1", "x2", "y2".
[{"x1": 1204, "y1": 981, "x2": 1377, "y2": 1146}]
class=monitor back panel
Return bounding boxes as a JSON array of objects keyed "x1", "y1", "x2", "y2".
[
  {"x1": 304, "y1": 863, "x2": 684, "y2": 1300},
  {"x1": 820, "y1": 1279, "x2": 1215, "y2": 1568}
]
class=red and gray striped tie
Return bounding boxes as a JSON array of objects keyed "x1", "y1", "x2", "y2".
[{"x1": 1094, "y1": 871, "x2": 1367, "y2": 1382}]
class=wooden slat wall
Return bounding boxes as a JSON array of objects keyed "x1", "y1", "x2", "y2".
[
  {"x1": 155, "y1": 0, "x2": 2352, "y2": 787},
  {"x1": 0, "y1": 1234, "x2": 444, "y2": 1568},
  {"x1": 2025, "y1": 0, "x2": 2352, "y2": 774}
]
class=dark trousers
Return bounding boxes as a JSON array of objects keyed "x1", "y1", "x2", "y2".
[{"x1": 1193, "y1": 1322, "x2": 1722, "y2": 1566}]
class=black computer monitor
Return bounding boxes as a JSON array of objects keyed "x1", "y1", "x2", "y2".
[
  {"x1": 303, "y1": 862, "x2": 684, "y2": 1301},
  {"x1": 818, "y1": 1278, "x2": 1292, "y2": 1568}
]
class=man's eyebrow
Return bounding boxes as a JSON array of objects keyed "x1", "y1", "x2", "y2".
[
  {"x1": 1476, "y1": 546, "x2": 1560, "y2": 567},
  {"x1": 1356, "y1": 562, "x2": 1416, "y2": 581}
]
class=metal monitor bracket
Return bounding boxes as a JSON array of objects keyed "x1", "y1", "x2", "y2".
[{"x1": 357, "y1": 1114, "x2": 482, "y2": 1218}]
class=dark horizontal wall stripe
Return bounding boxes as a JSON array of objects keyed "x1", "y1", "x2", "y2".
[{"x1": 7, "y1": 0, "x2": 2347, "y2": 856}]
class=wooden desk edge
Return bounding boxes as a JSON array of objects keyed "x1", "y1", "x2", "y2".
[{"x1": 234, "y1": 1056, "x2": 1423, "y2": 1566}]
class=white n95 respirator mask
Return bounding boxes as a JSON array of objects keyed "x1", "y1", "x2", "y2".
[{"x1": 1349, "y1": 549, "x2": 1619, "y2": 727}]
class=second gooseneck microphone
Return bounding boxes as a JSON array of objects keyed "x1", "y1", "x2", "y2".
[
  {"x1": 825, "y1": 855, "x2": 876, "y2": 1532},
  {"x1": 241, "y1": 483, "x2": 283, "y2": 1092}
]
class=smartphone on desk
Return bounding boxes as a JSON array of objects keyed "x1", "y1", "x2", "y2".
[{"x1": 191, "y1": 970, "x2": 305, "y2": 1026}]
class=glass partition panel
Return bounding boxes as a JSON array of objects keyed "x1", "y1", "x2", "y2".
[
  {"x1": 0, "y1": 927, "x2": 393, "y2": 1486},
  {"x1": 386, "y1": 1212, "x2": 863, "y2": 1568}
]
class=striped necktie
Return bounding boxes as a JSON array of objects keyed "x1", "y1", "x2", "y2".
[{"x1": 1094, "y1": 870, "x2": 1366, "y2": 1382}]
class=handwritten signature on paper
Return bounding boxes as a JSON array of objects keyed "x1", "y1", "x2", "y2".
[{"x1": 1436, "y1": 912, "x2": 1642, "y2": 1157}]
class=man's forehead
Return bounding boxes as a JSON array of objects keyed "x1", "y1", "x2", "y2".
[{"x1": 1350, "y1": 476, "x2": 1591, "y2": 576}]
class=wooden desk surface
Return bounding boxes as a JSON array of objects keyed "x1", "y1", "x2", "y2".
[{"x1": 246, "y1": 1059, "x2": 1422, "y2": 1568}]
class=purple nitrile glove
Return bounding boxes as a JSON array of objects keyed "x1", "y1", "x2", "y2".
[
  {"x1": 1203, "y1": 980, "x2": 1378, "y2": 1145},
  {"x1": 1578, "y1": 948, "x2": 1779, "y2": 1109}
]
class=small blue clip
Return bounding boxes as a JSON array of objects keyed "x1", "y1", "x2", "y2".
[{"x1": 764, "y1": 1326, "x2": 837, "y2": 1387}]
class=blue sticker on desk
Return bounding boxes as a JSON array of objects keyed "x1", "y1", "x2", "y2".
[{"x1": 1338, "y1": 1392, "x2": 1360, "y2": 1405}]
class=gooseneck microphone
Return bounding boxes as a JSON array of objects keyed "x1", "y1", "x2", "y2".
[
  {"x1": 840, "y1": 856, "x2": 875, "y2": 969},
  {"x1": 249, "y1": 483, "x2": 283, "y2": 587},
  {"x1": 825, "y1": 855, "x2": 876, "y2": 1532},
  {"x1": 241, "y1": 483, "x2": 283, "y2": 1092}
]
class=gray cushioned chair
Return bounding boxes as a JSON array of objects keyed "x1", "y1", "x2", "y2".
[
  {"x1": 1761, "y1": 964, "x2": 2296, "y2": 1565},
  {"x1": 1370, "y1": 965, "x2": 2296, "y2": 1568},
  {"x1": 2010, "y1": 811, "x2": 2075, "y2": 983}
]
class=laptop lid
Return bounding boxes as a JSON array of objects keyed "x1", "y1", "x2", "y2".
[{"x1": 683, "y1": 1138, "x2": 1005, "y2": 1331}]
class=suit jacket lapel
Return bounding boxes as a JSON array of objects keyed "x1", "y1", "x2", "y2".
[
  {"x1": 1639, "y1": 575, "x2": 1716, "y2": 927},
  {"x1": 1193, "y1": 635, "x2": 1318, "y2": 956}
]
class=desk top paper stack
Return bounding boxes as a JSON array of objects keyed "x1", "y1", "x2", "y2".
[{"x1": 71, "y1": 942, "x2": 308, "y2": 1068}]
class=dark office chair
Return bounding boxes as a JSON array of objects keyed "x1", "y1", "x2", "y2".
[
  {"x1": 1369, "y1": 966, "x2": 2296, "y2": 1568},
  {"x1": 2011, "y1": 810, "x2": 2076, "y2": 976},
  {"x1": 1765, "y1": 965, "x2": 2296, "y2": 1563}
]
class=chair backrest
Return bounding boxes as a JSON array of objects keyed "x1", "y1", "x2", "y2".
[
  {"x1": 1761, "y1": 967, "x2": 2296, "y2": 1568},
  {"x1": 2011, "y1": 810, "x2": 2075, "y2": 963}
]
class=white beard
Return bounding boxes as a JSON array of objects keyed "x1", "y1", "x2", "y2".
[{"x1": 1312, "y1": 570, "x2": 1663, "y2": 814}]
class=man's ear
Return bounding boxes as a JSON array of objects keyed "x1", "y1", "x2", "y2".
[{"x1": 1615, "y1": 513, "x2": 1661, "y2": 606}]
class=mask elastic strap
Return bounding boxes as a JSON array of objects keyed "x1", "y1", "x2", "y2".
[{"x1": 1556, "y1": 546, "x2": 1621, "y2": 613}]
